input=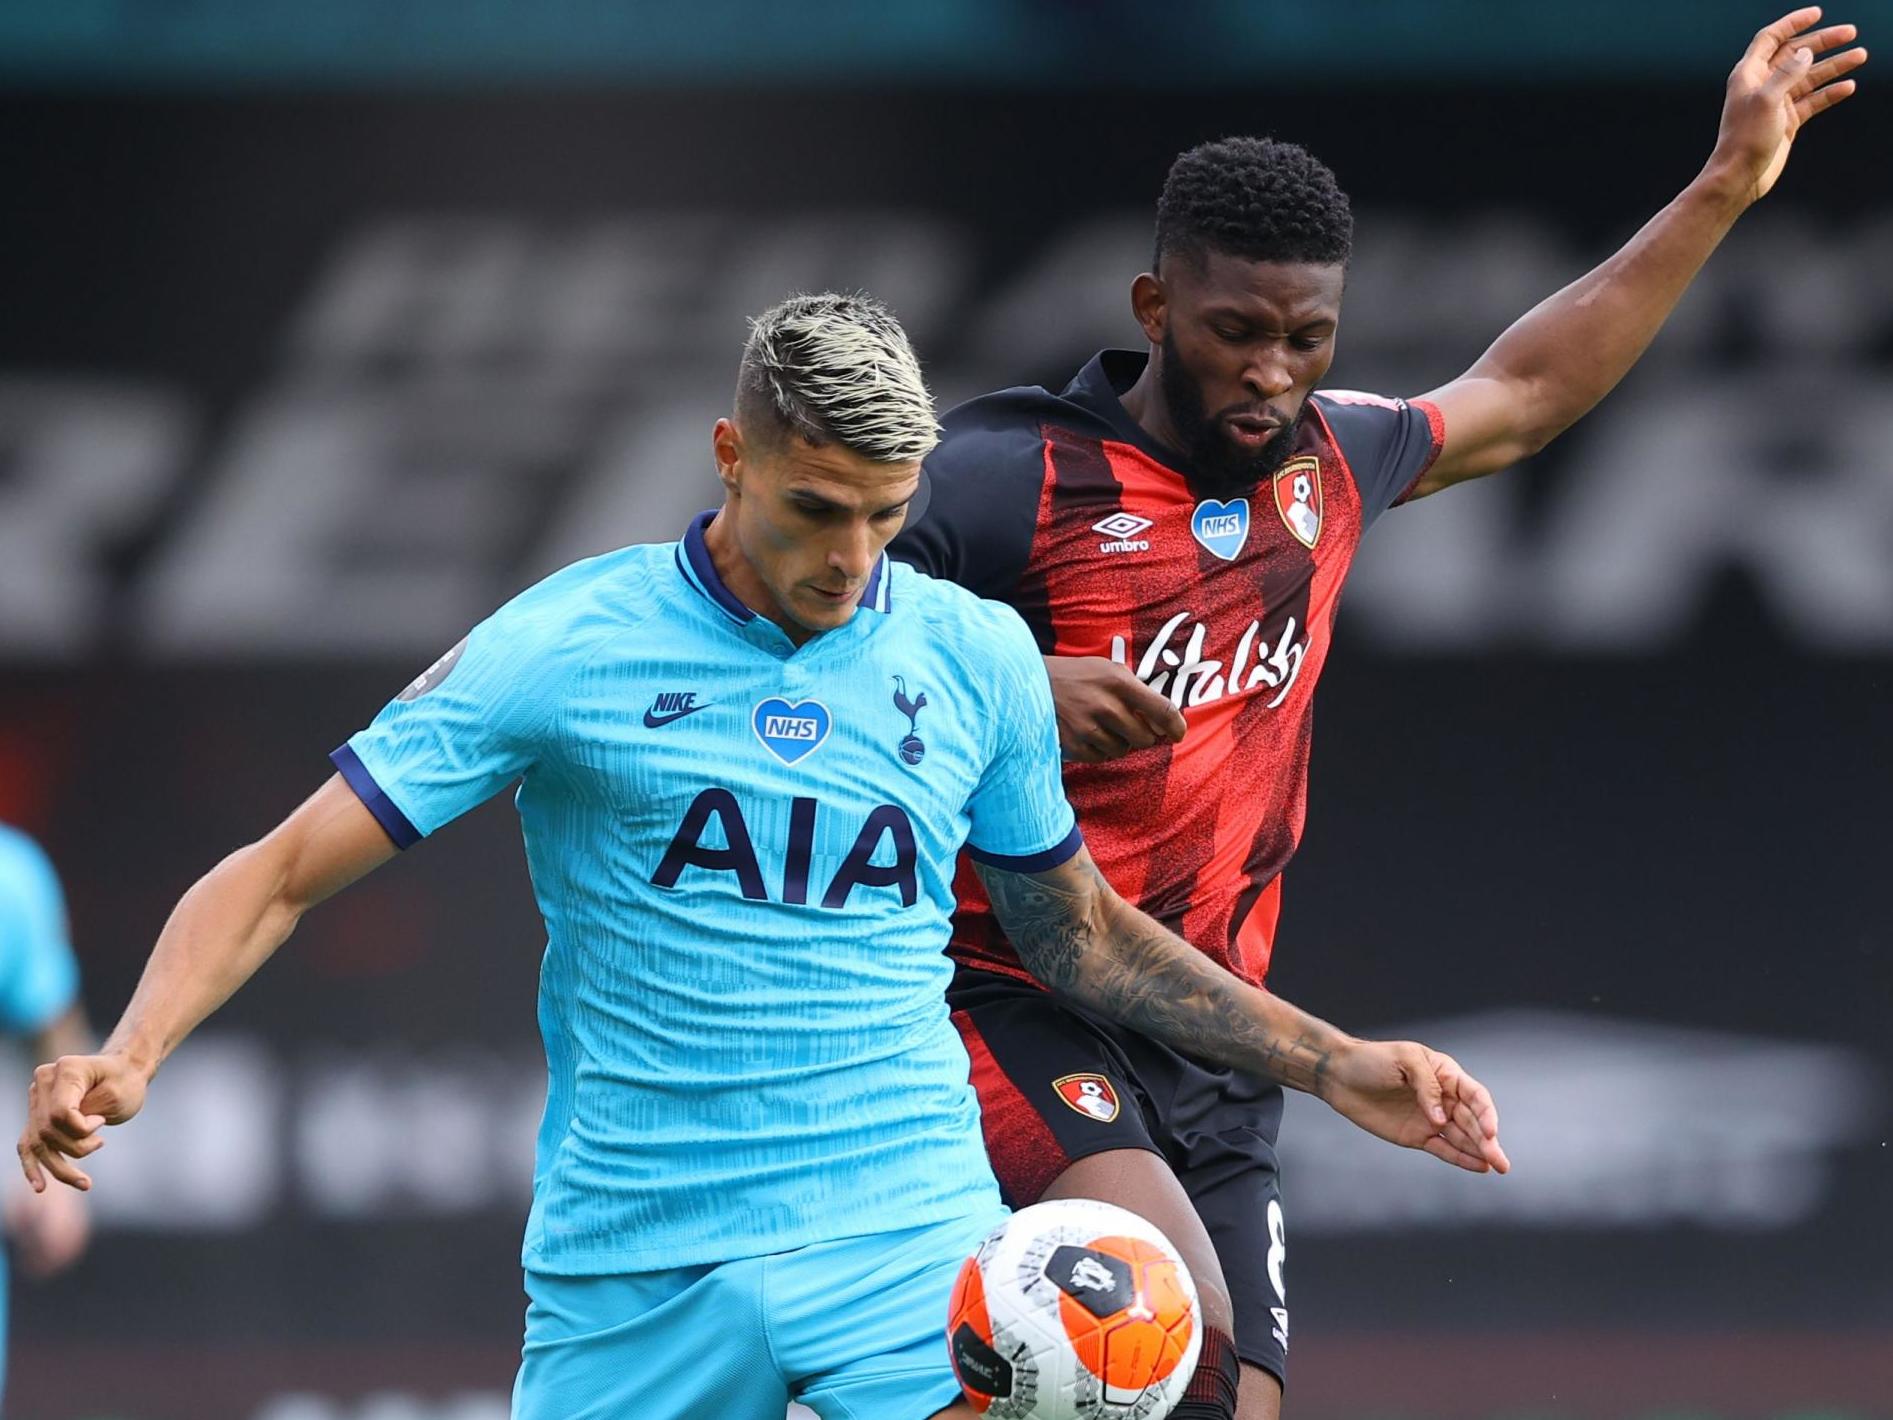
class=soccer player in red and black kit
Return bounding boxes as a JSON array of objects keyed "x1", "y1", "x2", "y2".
[{"x1": 893, "y1": 11, "x2": 1865, "y2": 1419}]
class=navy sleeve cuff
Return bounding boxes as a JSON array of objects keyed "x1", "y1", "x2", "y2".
[
  {"x1": 966, "y1": 822, "x2": 1084, "y2": 875},
  {"x1": 330, "y1": 744, "x2": 422, "y2": 850}
]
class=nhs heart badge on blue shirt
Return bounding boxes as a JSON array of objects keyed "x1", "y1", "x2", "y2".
[
  {"x1": 752, "y1": 698, "x2": 832, "y2": 764},
  {"x1": 1191, "y1": 498, "x2": 1250, "y2": 561}
]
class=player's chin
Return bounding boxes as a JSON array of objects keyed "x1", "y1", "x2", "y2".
[
  {"x1": 1205, "y1": 432, "x2": 1288, "y2": 486},
  {"x1": 793, "y1": 587, "x2": 862, "y2": 628}
]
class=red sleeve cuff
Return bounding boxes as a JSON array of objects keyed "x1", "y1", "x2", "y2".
[{"x1": 1393, "y1": 398, "x2": 1448, "y2": 506}]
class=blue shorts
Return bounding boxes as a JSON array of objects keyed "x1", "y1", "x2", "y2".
[{"x1": 512, "y1": 1209, "x2": 1002, "y2": 1420}]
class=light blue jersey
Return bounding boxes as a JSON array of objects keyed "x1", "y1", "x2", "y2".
[
  {"x1": 335, "y1": 512, "x2": 1080, "y2": 1274},
  {"x1": 0, "y1": 825, "x2": 77, "y2": 1043},
  {"x1": 0, "y1": 823, "x2": 80, "y2": 1404}
]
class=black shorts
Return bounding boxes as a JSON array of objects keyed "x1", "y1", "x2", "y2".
[{"x1": 948, "y1": 966, "x2": 1291, "y2": 1386}]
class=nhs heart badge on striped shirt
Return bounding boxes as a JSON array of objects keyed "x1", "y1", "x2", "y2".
[{"x1": 1191, "y1": 498, "x2": 1250, "y2": 561}]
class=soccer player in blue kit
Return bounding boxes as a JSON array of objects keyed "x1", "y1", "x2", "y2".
[
  {"x1": 19, "y1": 293, "x2": 1503, "y2": 1420},
  {"x1": 1, "y1": 823, "x2": 92, "y2": 1407}
]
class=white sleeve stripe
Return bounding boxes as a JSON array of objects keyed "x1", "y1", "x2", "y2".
[{"x1": 1318, "y1": 389, "x2": 1407, "y2": 410}]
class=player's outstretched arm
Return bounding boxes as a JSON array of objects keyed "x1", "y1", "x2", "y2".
[
  {"x1": 17, "y1": 775, "x2": 396, "y2": 1193},
  {"x1": 1411, "y1": 7, "x2": 1866, "y2": 495},
  {"x1": 976, "y1": 849, "x2": 1510, "y2": 1173}
]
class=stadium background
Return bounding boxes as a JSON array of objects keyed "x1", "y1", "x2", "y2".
[{"x1": 2, "y1": 3, "x2": 1890, "y2": 1417}]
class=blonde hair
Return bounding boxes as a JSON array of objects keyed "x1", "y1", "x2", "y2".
[{"x1": 737, "y1": 291, "x2": 939, "y2": 464}]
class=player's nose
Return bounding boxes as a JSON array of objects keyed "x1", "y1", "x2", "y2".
[
  {"x1": 827, "y1": 522, "x2": 876, "y2": 580},
  {"x1": 1243, "y1": 357, "x2": 1294, "y2": 400}
]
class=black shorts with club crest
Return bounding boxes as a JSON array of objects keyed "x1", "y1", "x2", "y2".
[{"x1": 948, "y1": 965, "x2": 1292, "y2": 1386}]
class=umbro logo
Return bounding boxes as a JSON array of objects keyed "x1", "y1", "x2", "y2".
[
  {"x1": 644, "y1": 691, "x2": 713, "y2": 728},
  {"x1": 1092, "y1": 512, "x2": 1152, "y2": 555}
]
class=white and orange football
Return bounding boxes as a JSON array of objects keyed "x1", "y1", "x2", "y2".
[{"x1": 947, "y1": 1199, "x2": 1201, "y2": 1420}]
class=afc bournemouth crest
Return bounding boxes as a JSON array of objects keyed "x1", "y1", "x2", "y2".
[
  {"x1": 1053, "y1": 1073, "x2": 1121, "y2": 1123},
  {"x1": 1272, "y1": 456, "x2": 1324, "y2": 549}
]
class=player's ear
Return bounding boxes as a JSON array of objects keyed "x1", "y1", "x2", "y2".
[
  {"x1": 1130, "y1": 272, "x2": 1166, "y2": 345},
  {"x1": 712, "y1": 417, "x2": 745, "y2": 497}
]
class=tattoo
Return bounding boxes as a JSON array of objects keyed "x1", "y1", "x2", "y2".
[{"x1": 974, "y1": 851, "x2": 1335, "y2": 1096}]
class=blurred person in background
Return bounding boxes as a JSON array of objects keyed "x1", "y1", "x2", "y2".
[
  {"x1": 0, "y1": 822, "x2": 90, "y2": 1412},
  {"x1": 894, "y1": 9, "x2": 1867, "y2": 1418},
  {"x1": 17, "y1": 292, "x2": 1501, "y2": 1420}
]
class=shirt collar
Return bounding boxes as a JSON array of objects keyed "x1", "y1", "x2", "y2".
[
  {"x1": 676, "y1": 510, "x2": 893, "y2": 623},
  {"x1": 860, "y1": 552, "x2": 891, "y2": 613},
  {"x1": 1063, "y1": 349, "x2": 1197, "y2": 475},
  {"x1": 676, "y1": 510, "x2": 756, "y2": 623}
]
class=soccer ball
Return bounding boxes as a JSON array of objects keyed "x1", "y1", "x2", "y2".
[{"x1": 947, "y1": 1199, "x2": 1201, "y2": 1419}]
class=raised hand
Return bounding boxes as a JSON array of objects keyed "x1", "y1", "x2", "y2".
[
  {"x1": 18, "y1": 1051, "x2": 150, "y2": 1193},
  {"x1": 1712, "y1": 7, "x2": 1867, "y2": 204},
  {"x1": 1320, "y1": 1039, "x2": 1511, "y2": 1174}
]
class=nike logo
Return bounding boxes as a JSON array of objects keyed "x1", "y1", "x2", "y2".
[{"x1": 644, "y1": 692, "x2": 713, "y2": 728}]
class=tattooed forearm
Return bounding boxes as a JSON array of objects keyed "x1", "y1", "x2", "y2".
[
  {"x1": 975, "y1": 851, "x2": 1350, "y2": 1097},
  {"x1": 971, "y1": 856, "x2": 1103, "y2": 992}
]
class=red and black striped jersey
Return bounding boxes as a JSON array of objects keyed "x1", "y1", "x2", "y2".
[{"x1": 893, "y1": 350, "x2": 1444, "y2": 987}]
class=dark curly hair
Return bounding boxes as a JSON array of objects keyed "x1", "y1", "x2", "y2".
[{"x1": 1154, "y1": 136, "x2": 1353, "y2": 272}]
